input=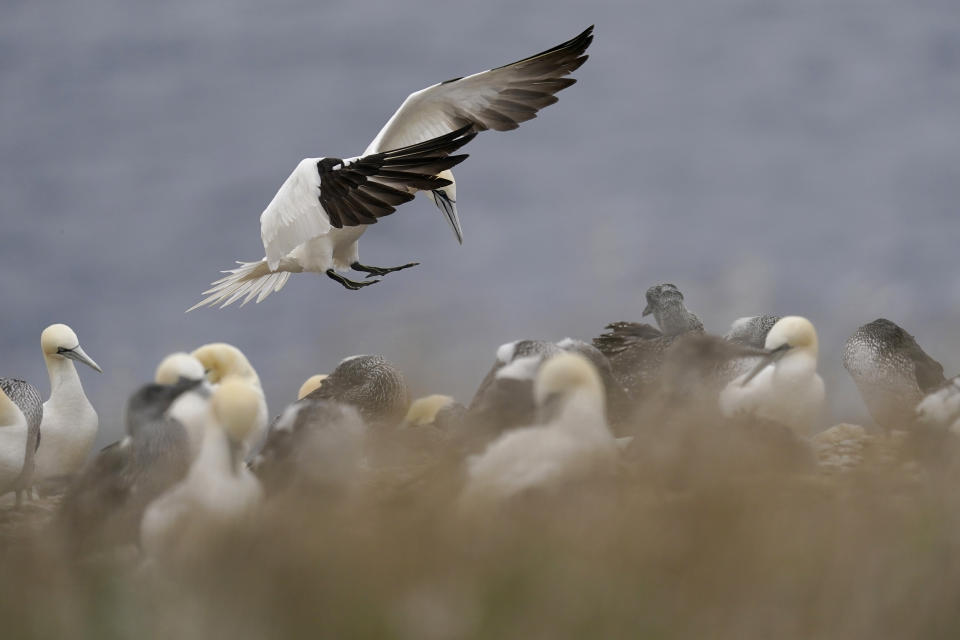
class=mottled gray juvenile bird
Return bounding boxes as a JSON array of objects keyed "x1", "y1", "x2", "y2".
[
  {"x1": 253, "y1": 397, "x2": 366, "y2": 497},
  {"x1": 0, "y1": 378, "x2": 42, "y2": 506},
  {"x1": 594, "y1": 283, "x2": 704, "y2": 401},
  {"x1": 843, "y1": 318, "x2": 946, "y2": 431},
  {"x1": 58, "y1": 378, "x2": 199, "y2": 554},
  {"x1": 724, "y1": 315, "x2": 782, "y2": 349},
  {"x1": 304, "y1": 355, "x2": 409, "y2": 429}
]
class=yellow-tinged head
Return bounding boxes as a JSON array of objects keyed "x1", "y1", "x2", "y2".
[
  {"x1": 191, "y1": 343, "x2": 260, "y2": 386},
  {"x1": 297, "y1": 374, "x2": 328, "y2": 400},
  {"x1": 40, "y1": 323, "x2": 102, "y2": 372},
  {"x1": 534, "y1": 352, "x2": 604, "y2": 408},
  {"x1": 403, "y1": 394, "x2": 456, "y2": 427},
  {"x1": 154, "y1": 352, "x2": 205, "y2": 385},
  {"x1": 765, "y1": 316, "x2": 819, "y2": 355},
  {"x1": 211, "y1": 376, "x2": 261, "y2": 444}
]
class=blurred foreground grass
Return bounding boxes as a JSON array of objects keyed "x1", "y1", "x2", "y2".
[{"x1": 2, "y1": 423, "x2": 960, "y2": 640}]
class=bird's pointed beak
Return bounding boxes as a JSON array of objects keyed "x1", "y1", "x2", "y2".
[
  {"x1": 433, "y1": 191, "x2": 463, "y2": 245},
  {"x1": 64, "y1": 346, "x2": 103, "y2": 373},
  {"x1": 740, "y1": 343, "x2": 790, "y2": 386},
  {"x1": 642, "y1": 304, "x2": 653, "y2": 317}
]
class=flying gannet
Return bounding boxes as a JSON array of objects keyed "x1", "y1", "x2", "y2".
[
  {"x1": 33, "y1": 324, "x2": 102, "y2": 491},
  {"x1": 189, "y1": 26, "x2": 593, "y2": 309},
  {"x1": 843, "y1": 318, "x2": 946, "y2": 431}
]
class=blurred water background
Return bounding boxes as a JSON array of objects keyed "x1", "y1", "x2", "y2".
[{"x1": 2, "y1": 0, "x2": 959, "y2": 446}]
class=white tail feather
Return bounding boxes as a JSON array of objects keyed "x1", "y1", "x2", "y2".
[{"x1": 187, "y1": 260, "x2": 292, "y2": 311}]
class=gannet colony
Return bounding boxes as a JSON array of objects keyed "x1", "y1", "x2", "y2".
[{"x1": 2, "y1": 25, "x2": 959, "y2": 640}]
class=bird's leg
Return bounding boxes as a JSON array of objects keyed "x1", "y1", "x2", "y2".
[
  {"x1": 351, "y1": 261, "x2": 420, "y2": 278},
  {"x1": 326, "y1": 269, "x2": 380, "y2": 290}
]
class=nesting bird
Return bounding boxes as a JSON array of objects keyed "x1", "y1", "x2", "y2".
[
  {"x1": 58, "y1": 377, "x2": 199, "y2": 554},
  {"x1": 719, "y1": 316, "x2": 825, "y2": 433},
  {"x1": 254, "y1": 396, "x2": 367, "y2": 497},
  {"x1": 191, "y1": 343, "x2": 268, "y2": 455},
  {"x1": 302, "y1": 355, "x2": 409, "y2": 429},
  {"x1": 189, "y1": 26, "x2": 593, "y2": 308},
  {"x1": 724, "y1": 315, "x2": 782, "y2": 349},
  {"x1": 842, "y1": 318, "x2": 946, "y2": 431},
  {"x1": 594, "y1": 283, "x2": 704, "y2": 401},
  {"x1": 0, "y1": 378, "x2": 42, "y2": 505},
  {"x1": 461, "y1": 352, "x2": 617, "y2": 509},
  {"x1": 33, "y1": 324, "x2": 101, "y2": 490},
  {"x1": 915, "y1": 375, "x2": 960, "y2": 434},
  {"x1": 154, "y1": 352, "x2": 211, "y2": 457},
  {"x1": 140, "y1": 377, "x2": 264, "y2": 563},
  {"x1": 0, "y1": 385, "x2": 32, "y2": 503}
]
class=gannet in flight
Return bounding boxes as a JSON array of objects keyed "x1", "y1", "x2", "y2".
[{"x1": 189, "y1": 26, "x2": 593, "y2": 309}]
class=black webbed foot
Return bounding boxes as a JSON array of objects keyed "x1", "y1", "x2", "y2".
[
  {"x1": 326, "y1": 270, "x2": 380, "y2": 290},
  {"x1": 351, "y1": 261, "x2": 419, "y2": 278}
]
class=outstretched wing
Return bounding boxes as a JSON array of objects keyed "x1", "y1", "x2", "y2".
[
  {"x1": 261, "y1": 126, "x2": 476, "y2": 268},
  {"x1": 364, "y1": 26, "x2": 593, "y2": 155}
]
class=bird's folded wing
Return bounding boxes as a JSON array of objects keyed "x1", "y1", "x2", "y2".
[
  {"x1": 261, "y1": 126, "x2": 476, "y2": 267},
  {"x1": 364, "y1": 26, "x2": 593, "y2": 154}
]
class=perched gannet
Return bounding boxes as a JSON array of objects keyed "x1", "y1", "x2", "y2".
[
  {"x1": 724, "y1": 315, "x2": 782, "y2": 349},
  {"x1": 141, "y1": 377, "x2": 264, "y2": 562},
  {"x1": 461, "y1": 352, "x2": 617, "y2": 509},
  {"x1": 297, "y1": 374, "x2": 328, "y2": 400},
  {"x1": 304, "y1": 355, "x2": 409, "y2": 428},
  {"x1": 843, "y1": 318, "x2": 946, "y2": 431},
  {"x1": 916, "y1": 376, "x2": 960, "y2": 434},
  {"x1": 34, "y1": 324, "x2": 102, "y2": 488},
  {"x1": 720, "y1": 316, "x2": 825, "y2": 433},
  {"x1": 403, "y1": 395, "x2": 463, "y2": 431},
  {"x1": 0, "y1": 378, "x2": 42, "y2": 505},
  {"x1": 152, "y1": 352, "x2": 211, "y2": 457},
  {"x1": 253, "y1": 397, "x2": 366, "y2": 497},
  {"x1": 189, "y1": 26, "x2": 593, "y2": 309},
  {"x1": 58, "y1": 378, "x2": 197, "y2": 553},
  {"x1": 0, "y1": 385, "x2": 30, "y2": 502},
  {"x1": 191, "y1": 343, "x2": 268, "y2": 454},
  {"x1": 594, "y1": 283, "x2": 704, "y2": 401}
]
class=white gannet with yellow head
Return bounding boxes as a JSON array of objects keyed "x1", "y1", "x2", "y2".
[
  {"x1": 191, "y1": 343, "x2": 268, "y2": 455},
  {"x1": 187, "y1": 27, "x2": 594, "y2": 309},
  {"x1": 154, "y1": 352, "x2": 211, "y2": 457},
  {"x1": 34, "y1": 323, "x2": 102, "y2": 485},
  {"x1": 720, "y1": 316, "x2": 825, "y2": 433},
  {"x1": 140, "y1": 376, "x2": 264, "y2": 563},
  {"x1": 461, "y1": 352, "x2": 618, "y2": 509},
  {"x1": 0, "y1": 386, "x2": 30, "y2": 499}
]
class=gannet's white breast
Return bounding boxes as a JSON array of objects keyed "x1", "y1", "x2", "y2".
[
  {"x1": 35, "y1": 394, "x2": 98, "y2": 480},
  {"x1": 916, "y1": 376, "x2": 960, "y2": 434},
  {"x1": 720, "y1": 316, "x2": 825, "y2": 432}
]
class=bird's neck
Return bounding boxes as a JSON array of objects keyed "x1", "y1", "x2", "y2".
[
  {"x1": 194, "y1": 425, "x2": 244, "y2": 478},
  {"x1": 44, "y1": 355, "x2": 86, "y2": 403},
  {"x1": 655, "y1": 300, "x2": 702, "y2": 336},
  {"x1": 556, "y1": 394, "x2": 609, "y2": 438}
]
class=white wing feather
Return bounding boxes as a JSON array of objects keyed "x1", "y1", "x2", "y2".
[{"x1": 260, "y1": 158, "x2": 332, "y2": 270}]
